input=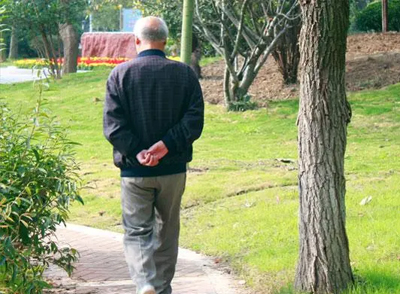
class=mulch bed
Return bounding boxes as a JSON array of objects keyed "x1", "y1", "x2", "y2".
[{"x1": 200, "y1": 32, "x2": 400, "y2": 105}]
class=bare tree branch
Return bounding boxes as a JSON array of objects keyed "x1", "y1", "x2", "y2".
[
  {"x1": 221, "y1": 0, "x2": 239, "y2": 84},
  {"x1": 255, "y1": 26, "x2": 288, "y2": 75},
  {"x1": 231, "y1": 0, "x2": 250, "y2": 60},
  {"x1": 194, "y1": 0, "x2": 225, "y2": 56},
  {"x1": 221, "y1": 4, "x2": 258, "y2": 48}
]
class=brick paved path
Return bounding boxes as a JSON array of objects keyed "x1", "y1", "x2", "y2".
[{"x1": 45, "y1": 224, "x2": 246, "y2": 294}]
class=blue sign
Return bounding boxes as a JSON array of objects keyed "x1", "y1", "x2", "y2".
[{"x1": 122, "y1": 9, "x2": 142, "y2": 32}]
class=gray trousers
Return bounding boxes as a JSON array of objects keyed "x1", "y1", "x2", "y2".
[{"x1": 121, "y1": 173, "x2": 186, "y2": 294}]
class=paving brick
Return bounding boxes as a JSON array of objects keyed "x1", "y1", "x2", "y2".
[{"x1": 44, "y1": 224, "x2": 247, "y2": 294}]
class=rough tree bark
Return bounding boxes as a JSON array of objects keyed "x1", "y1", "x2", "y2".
[
  {"x1": 8, "y1": 26, "x2": 18, "y2": 59},
  {"x1": 59, "y1": 23, "x2": 79, "y2": 74},
  {"x1": 295, "y1": 0, "x2": 354, "y2": 293}
]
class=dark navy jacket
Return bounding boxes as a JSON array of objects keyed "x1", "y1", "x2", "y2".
[{"x1": 103, "y1": 49, "x2": 204, "y2": 177}]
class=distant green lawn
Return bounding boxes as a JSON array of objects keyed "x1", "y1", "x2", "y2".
[
  {"x1": 0, "y1": 60, "x2": 14, "y2": 67},
  {"x1": 0, "y1": 70, "x2": 399, "y2": 294}
]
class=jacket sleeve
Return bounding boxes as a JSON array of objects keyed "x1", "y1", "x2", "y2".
[
  {"x1": 103, "y1": 71, "x2": 141, "y2": 157},
  {"x1": 162, "y1": 70, "x2": 204, "y2": 154}
]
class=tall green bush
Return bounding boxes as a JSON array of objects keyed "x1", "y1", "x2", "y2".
[
  {"x1": 355, "y1": 0, "x2": 400, "y2": 32},
  {"x1": 0, "y1": 82, "x2": 83, "y2": 293}
]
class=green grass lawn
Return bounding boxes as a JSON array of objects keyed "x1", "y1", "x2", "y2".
[
  {"x1": 0, "y1": 60, "x2": 14, "y2": 67},
  {"x1": 0, "y1": 70, "x2": 399, "y2": 294}
]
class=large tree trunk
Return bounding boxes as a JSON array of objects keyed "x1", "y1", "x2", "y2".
[
  {"x1": 59, "y1": 23, "x2": 79, "y2": 74},
  {"x1": 295, "y1": 0, "x2": 354, "y2": 293},
  {"x1": 8, "y1": 26, "x2": 18, "y2": 60}
]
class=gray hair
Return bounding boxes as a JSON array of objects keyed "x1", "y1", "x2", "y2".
[{"x1": 134, "y1": 17, "x2": 169, "y2": 42}]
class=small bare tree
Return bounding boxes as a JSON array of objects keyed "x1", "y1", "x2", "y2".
[{"x1": 194, "y1": 0, "x2": 299, "y2": 110}]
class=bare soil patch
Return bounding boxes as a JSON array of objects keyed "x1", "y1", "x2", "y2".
[{"x1": 200, "y1": 33, "x2": 400, "y2": 105}]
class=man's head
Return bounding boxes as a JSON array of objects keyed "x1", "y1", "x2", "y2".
[{"x1": 134, "y1": 16, "x2": 169, "y2": 53}]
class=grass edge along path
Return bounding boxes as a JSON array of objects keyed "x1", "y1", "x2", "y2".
[{"x1": 0, "y1": 71, "x2": 399, "y2": 294}]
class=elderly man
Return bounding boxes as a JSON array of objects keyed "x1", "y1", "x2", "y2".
[{"x1": 103, "y1": 17, "x2": 204, "y2": 294}]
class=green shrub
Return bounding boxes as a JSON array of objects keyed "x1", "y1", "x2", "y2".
[
  {"x1": 227, "y1": 94, "x2": 258, "y2": 112},
  {"x1": 0, "y1": 83, "x2": 83, "y2": 293},
  {"x1": 355, "y1": 0, "x2": 400, "y2": 32}
]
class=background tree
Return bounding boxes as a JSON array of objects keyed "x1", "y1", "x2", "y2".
[
  {"x1": 181, "y1": 0, "x2": 195, "y2": 65},
  {"x1": 6, "y1": 1, "x2": 63, "y2": 75},
  {"x1": 7, "y1": 25, "x2": 17, "y2": 59},
  {"x1": 59, "y1": 23, "x2": 79, "y2": 74},
  {"x1": 59, "y1": 0, "x2": 87, "y2": 74},
  {"x1": 5, "y1": 0, "x2": 86, "y2": 76},
  {"x1": 194, "y1": 0, "x2": 299, "y2": 110},
  {"x1": 0, "y1": 1, "x2": 7, "y2": 59},
  {"x1": 134, "y1": 0, "x2": 182, "y2": 42},
  {"x1": 90, "y1": 0, "x2": 133, "y2": 32},
  {"x1": 271, "y1": 0, "x2": 301, "y2": 85},
  {"x1": 382, "y1": 0, "x2": 388, "y2": 32},
  {"x1": 295, "y1": 0, "x2": 354, "y2": 293},
  {"x1": 351, "y1": 0, "x2": 371, "y2": 10},
  {"x1": 354, "y1": 0, "x2": 400, "y2": 32},
  {"x1": 349, "y1": 0, "x2": 372, "y2": 31},
  {"x1": 0, "y1": 0, "x2": 7, "y2": 62},
  {"x1": 2, "y1": 25, "x2": 37, "y2": 59},
  {"x1": 0, "y1": 0, "x2": 17, "y2": 60}
]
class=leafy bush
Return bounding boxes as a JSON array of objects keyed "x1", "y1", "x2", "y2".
[
  {"x1": 355, "y1": 0, "x2": 400, "y2": 32},
  {"x1": 0, "y1": 83, "x2": 83, "y2": 293},
  {"x1": 227, "y1": 94, "x2": 258, "y2": 112}
]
